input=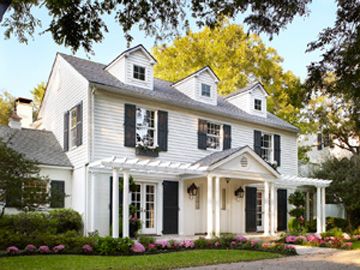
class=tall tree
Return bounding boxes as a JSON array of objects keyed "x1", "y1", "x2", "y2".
[
  {"x1": 0, "y1": 91, "x2": 14, "y2": 126},
  {"x1": 31, "y1": 82, "x2": 46, "y2": 117},
  {"x1": 153, "y1": 23, "x2": 309, "y2": 131}
]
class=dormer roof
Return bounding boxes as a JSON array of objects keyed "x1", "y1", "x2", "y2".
[
  {"x1": 104, "y1": 44, "x2": 157, "y2": 71},
  {"x1": 225, "y1": 81, "x2": 269, "y2": 99},
  {"x1": 172, "y1": 66, "x2": 220, "y2": 87}
]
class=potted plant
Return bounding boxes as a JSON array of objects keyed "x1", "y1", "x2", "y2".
[{"x1": 135, "y1": 142, "x2": 160, "y2": 157}]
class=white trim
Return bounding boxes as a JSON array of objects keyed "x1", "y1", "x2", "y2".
[{"x1": 39, "y1": 165, "x2": 73, "y2": 170}]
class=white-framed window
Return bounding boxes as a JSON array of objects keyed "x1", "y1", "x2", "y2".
[
  {"x1": 254, "y1": 99, "x2": 262, "y2": 111},
  {"x1": 69, "y1": 107, "x2": 78, "y2": 148},
  {"x1": 261, "y1": 133, "x2": 273, "y2": 162},
  {"x1": 206, "y1": 122, "x2": 221, "y2": 150},
  {"x1": 201, "y1": 83, "x2": 211, "y2": 97},
  {"x1": 136, "y1": 107, "x2": 156, "y2": 147},
  {"x1": 133, "y1": 65, "x2": 146, "y2": 81},
  {"x1": 256, "y1": 191, "x2": 263, "y2": 227}
]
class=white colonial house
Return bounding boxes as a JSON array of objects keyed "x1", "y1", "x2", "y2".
[{"x1": 1, "y1": 44, "x2": 332, "y2": 238}]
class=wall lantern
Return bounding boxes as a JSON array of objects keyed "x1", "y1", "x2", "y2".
[
  {"x1": 234, "y1": 186, "x2": 245, "y2": 200},
  {"x1": 187, "y1": 183, "x2": 199, "y2": 199}
]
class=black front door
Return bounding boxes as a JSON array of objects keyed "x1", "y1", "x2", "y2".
[
  {"x1": 162, "y1": 181, "x2": 179, "y2": 234},
  {"x1": 277, "y1": 189, "x2": 288, "y2": 231},
  {"x1": 245, "y1": 186, "x2": 257, "y2": 232}
]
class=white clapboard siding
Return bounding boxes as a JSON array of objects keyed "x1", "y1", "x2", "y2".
[
  {"x1": 39, "y1": 55, "x2": 89, "y2": 169},
  {"x1": 93, "y1": 90, "x2": 297, "y2": 175},
  {"x1": 125, "y1": 50, "x2": 154, "y2": 90}
]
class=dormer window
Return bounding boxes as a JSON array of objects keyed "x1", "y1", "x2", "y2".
[
  {"x1": 254, "y1": 99, "x2": 262, "y2": 111},
  {"x1": 201, "y1": 83, "x2": 211, "y2": 97},
  {"x1": 133, "y1": 65, "x2": 146, "y2": 81}
]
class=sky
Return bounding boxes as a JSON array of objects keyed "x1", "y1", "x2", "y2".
[{"x1": 0, "y1": 0, "x2": 337, "y2": 99}]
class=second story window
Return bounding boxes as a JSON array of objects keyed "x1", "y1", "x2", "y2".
[
  {"x1": 254, "y1": 99, "x2": 262, "y2": 111},
  {"x1": 207, "y1": 122, "x2": 221, "y2": 150},
  {"x1": 261, "y1": 133, "x2": 272, "y2": 162},
  {"x1": 133, "y1": 65, "x2": 146, "y2": 81},
  {"x1": 69, "y1": 107, "x2": 78, "y2": 148},
  {"x1": 201, "y1": 83, "x2": 211, "y2": 97},
  {"x1": 136, "y1": 107, "x2": 156, "y2": 147}
]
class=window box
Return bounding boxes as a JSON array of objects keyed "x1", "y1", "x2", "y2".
[{"x1": 135, "y1": 145, "x2": 159, "y2": 157}]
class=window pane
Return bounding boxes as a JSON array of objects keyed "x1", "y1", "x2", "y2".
[
  {"x1": 201, "y1": 84, "x2": 211, "y2": 97},
  {"x1": 69, "y1": 108, "x2": 77, "y2": 148},
  {"x1": 50, "y1": 181, "x2": 65, "y2": 208},
  {"x1": 136, "y1": 107, "x2": 156, "y2": 147},
  {"x1": 206, "y1": 122, "x2": 221, "y2": 150},
  {"x1": 133, "y1": 65, "x2": 146, "y2": 81},
  {"x1": 254, "y1": 99, "x2": 262, "y2": 111}
]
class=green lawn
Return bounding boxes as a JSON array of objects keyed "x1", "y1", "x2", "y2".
[
  {"x1": 353, "y1": 241, "x2": 360, "y2": 249},
  {"x1": 0, "y1": 250, "x2": 281, "y2": 270}
]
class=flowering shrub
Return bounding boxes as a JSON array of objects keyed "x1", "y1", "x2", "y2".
[
  {"x1": 53, "y1": 244, "x2": 65, "y2": 253},
  {"x1": 285, "y1": 235, "x2": 297, "y2": 243},
  {"x1": 234, "y1": 235, "x2": 247, "y2": 242},
  {"x1": 154, "y1": 239, "x2": 170, "y2": 249},
  {"x1": 131, "y1": 242, "x2": 145, "y2": 253},
  {"x1": 147, "y1": 243, "x2": 156, "y2": 251},
  {"x1": 82, "y1": 244, "x2": 93, "y2": 254},
  {"x1": 39, "y1": 245, "x2": 51, "y2": 254},
  {"x1": 6, "y1": 246, "x2": 20, "y2": 255},
  {"x1": 24, "y1": 244, "x2": 37, "y2": 253},
  {"x1": 179, "y1": 240, "x2": 194, "y2": 249},
  {"x1": 283, "y1": 233, "x2": 353, "y2": 249}
]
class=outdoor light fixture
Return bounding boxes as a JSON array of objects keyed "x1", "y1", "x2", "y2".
[
  {"x1": 234, "y1": 186, "x2": 245, "y2": 200},
  {"x1": 187, "y1": 183, "x2": 199, "y2": 199}
]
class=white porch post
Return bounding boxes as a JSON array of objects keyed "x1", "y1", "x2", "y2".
[
  {"x1": 122, "y1": 170, "x2": 130, "y2": 238},
  {"x1": 156, "y1": 180, "x2": 163, "y2": 235},
  {"x1": 270, "y1": 183, "x2": 275, "y2": 235},
  {"x1": 89, "y1": 171, "x2": 96, "y2": 232},
  {"x1": 322, "y1": 187, "x2": 326, "y2": 233},
  {"x1": 263, "y1": 181, "x2": 270, "y2": 236},
  {"x1": 215, "y1": 176, "x2": 221, "y2": 237},
  {"x1": 316, "y1": 186, "x2": 321, "y2": 234},
  {"x1": 206, "y1": 175, "x2": 213, "y2": 239},
  {"x1": 306, "y1": 192, "x2": 310, "y2": 221},
  {"x1": 178, "y1": 180, "x2": 184, "y2": 235},
  {"x1": 112, "y1": 168, "x2": 119, "y2": 238}
]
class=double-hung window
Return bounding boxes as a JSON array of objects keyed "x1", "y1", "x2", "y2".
[
  {"x1": 133, "y1": 65, "x2": 146, "y2": 81},
  {"x1": 201, "y1": 83, "x2": 211, "y2": 97},
  {"x1": 136, "y1": 107, "x2": 156, "y2": 147},
  {"x1": 206, "y1": 122, "x2": 221, "y2": 150},
  {"x1": 260, "y1": 133, "x2": 272, "y2": 162},
  {"x1": 69, "y1": 107, "x2": 78, "y2": 148},
  {"x1": 254, "y1": 99, "x2": 262, "y2": 111}
]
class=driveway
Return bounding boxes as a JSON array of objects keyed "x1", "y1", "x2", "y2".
[{"x1": 180, "y1": 249, "x2": 360, "y2": 270}]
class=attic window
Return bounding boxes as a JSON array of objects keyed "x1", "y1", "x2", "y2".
[
  {"x1": 254, "y1": 99, "x2": 262, "y2": 111},
  {"x1": 133, "y1": 65, "x2": 145, "y2": 81},
  {"x1": 201, "y1": 84, "x2": 211, "y2": 97}
]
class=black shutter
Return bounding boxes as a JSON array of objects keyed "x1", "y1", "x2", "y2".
[
  {"x1": 274, "y1": 134, "x2": 281, "y2": 166},
  {"x1": 124, "y1": 104, "x2": 136, "y2": 147},
  {"x1": 76, "y1": 101, "x2": 83, "y2": 146},
  {"x1": 223, "y1": 124, "x2": 232, "y2": 150},
  {"x1": 50, "y1": 180, "x2": 65, "y2": 208},
  {"x1": 277, "y1": 189, "x2": 288, "y2": 231},
  {"x1": 163, "y1": 181, "x2": 179, "y2": 234},
  {"x1": 198, "y1": 119, "x2": 207, "y2": 150},
  {"x1": 317, "y1": 133, "x2": 323, "y2": 150},
  {"x1": 63, "y1": 111, "x2": 69, "y2": 151},
  {"x1": 157, "y1": 110, "x2": 168, "y2": 151},
  {"x1": 245, "y1": 187, "x2": 257, "y2": 232},
  {"x1": 254, "y1": 130, "x2": 262, "y2": 156}
]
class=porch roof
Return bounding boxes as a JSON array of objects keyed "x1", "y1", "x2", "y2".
[{"x1": 277, "y1": 174, "x2": 332, "y2": 188}]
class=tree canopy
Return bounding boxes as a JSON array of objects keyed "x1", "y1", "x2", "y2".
[
  {"x1": 0, "y1": 91, "x2": 14, "y2": 126},
  {"x1": 31, "y1": 82, "x2": 46, "y2": 118},
  {"x1": 153, "y1": 23, "x2": 308, "y2": 132}
]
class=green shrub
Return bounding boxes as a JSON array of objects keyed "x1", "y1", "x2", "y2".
[
  {"x1": 48, "y1": 209, "x2": 83, "y2": 235},
  {"x1": 326, "y1": 217, "x2": 348, "y2": 232},
  {"x1": 6, "y1": 212, "x2": 50, "y2": 236},
  {"x1": 321, "y1": 227, "x2": 343, "y2": 238},
  {"x1": 305, "y1": 219, "x2": 317, "y2": 233},
  {"x1": 138, "y1": 236, "x2": 155, "y2": 247},
  {"x1": 95, "y1": 236, "x2": 133, "y2": 255},
  {"x1": 194, "y1": 237, "x2": 208, "y2": 249}
]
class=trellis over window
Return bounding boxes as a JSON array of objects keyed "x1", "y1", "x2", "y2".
[
  {"x1": 63, "y1": 101, "x2": 83, "y2": 151},
  {"x1": 198, "y1": 119, "x2": 231, "y2": 151},
  {"x1": 254, "y1": 130, "x2": 281, "y2": 166}
]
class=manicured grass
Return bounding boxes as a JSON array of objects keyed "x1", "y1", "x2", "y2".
[
  {"x1": 352, "y1": 241, "x2": 360, "y2": 249},
  {"x1": 0, "y1": 250, "x2": 282, "y2": 270}
]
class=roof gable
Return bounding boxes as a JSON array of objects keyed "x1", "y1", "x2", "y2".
[
  {"x1": 172, "y1": 66, "x2": 219, "y2": 87},
  {"x1": 225, "y1": 81, "x2": 269, "y2": 99}
]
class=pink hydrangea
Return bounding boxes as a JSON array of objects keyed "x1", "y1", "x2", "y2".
[
  {"x1": 82, "y1": 244, "x2": 93, "y2": 254},
  {"x1": 234, "y1": 235, "x2": 247, "y2": 242},
  {"x1": 285, "y1": 235, "x2": 297, "y2": 243},
  {"x1": 39, "y1": 245, "x2": 51, "y2": 254},
  {"x1": 53, "y1": 244, "x2": 65, "y2": 253},
  {"x1": 307, "y1": 234, "x2": 320, "y2": 242},
  {"x1": 180, "y1": 240, "x2": 194, "y2": 249},
  {"x1": 344, "y1": 242, "x2": 353, "y2": 248},
  {"x1": 25, "y1": 244, "x2": 37, "y2": 253},
  {"x1": 155, "y1": 239, "x2": 170, "y2": 249},
  {"x1": 250, "y1": 240, "x2": 259, "y2": 247},
  {"x1": 131, "y1": 242, "x2": 145, "y2": 253},
  {"x1": 6, "y1": 246, "x2": 20, "y2": 255},
  {"x1": 262, "y1": 242, "x2": 271, "y2": 249},
  {"x1": 147, "y1": 243, "x2": 156, "y2": 250}
]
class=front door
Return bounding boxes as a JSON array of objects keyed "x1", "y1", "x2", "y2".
[{"x1": 131, "y1": 183, "x2": 157, "y2": 234}]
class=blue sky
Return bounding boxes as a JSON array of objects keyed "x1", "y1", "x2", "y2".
[{"x1": 0, "y1": 0, "x2": 337, "y2": 99}]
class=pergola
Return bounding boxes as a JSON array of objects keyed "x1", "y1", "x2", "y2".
[{"x1": 88, "y1": 156, "x2": 332, "y2": 238}]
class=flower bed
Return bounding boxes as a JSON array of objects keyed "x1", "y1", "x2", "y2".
[
  {"x1": 0, "y1": 235, "x2": 297, "y2": 257},
  {"x1": 282, "y1": 233, "x2": 355, "y2": 249}
]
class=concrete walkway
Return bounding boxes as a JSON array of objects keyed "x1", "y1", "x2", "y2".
[{"x1": 179, "y1": 249, "x2": 360, "y2": 270}]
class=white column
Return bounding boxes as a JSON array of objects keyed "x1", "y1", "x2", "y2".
[
  {"x1": 316, "y1": 186, "x2": 321, "y2": 234},
  {"x1": 89, "y1": 171, "x2": 96, "y2": 232},
  {"x1": 156, "y1": 181, "x2": 163, "y2": 235},
  {"x1": 306, "y1": 192, "x2": 310, "y2": 221},
  {"x1": 122, "y1": 170, "x2": 130, "y2": 238},
  {"x1": 270, "y1": 183, "x2": 275, "y2": 235},
  {"x1": 178, "y1": 180, "x2": 184, "y2": 235},
  {"x1": 322, "y1": 187, "x2": 326, "y2": 233},
  {"x1": 206, "y1": 175, "x2": 213, "y2": 239},
  {"x1": 215, "y1": 176, "x2": 221, "y2": 237},
  {"x1": 263, "y1": 181, "x2": 270, "y2": 236},
  {"x1": 112, "y1": 168, "x2": 119, "y2": 238}
]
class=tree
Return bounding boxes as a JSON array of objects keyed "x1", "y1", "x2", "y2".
[
  {"x1": 0, "y1": 137, "x2": 49, "y2": 215},
  {"x1": 0, "y1": 91, "x2": 14, "y2": 126},
  {"x1": 0, "y1": 0, "x2": 311, "y2": 53},
  {"x1": 31, "y1": 82, "x2": 46, "y2": 118},
  {"x1": 314, "y1": 156, "x2": 360, "y2": 230},
  {"x1": 153, "y1": 23, "x2": 309, "y2": 131},
  {"x1": 288, "y1": 191, "x2": 306, "y2": 234}
]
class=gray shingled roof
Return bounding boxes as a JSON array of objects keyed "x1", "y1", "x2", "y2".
[
  {"x1": 225, "y1": 81, "x2": 269, "y2": 98},
  {"x1": 59, "y1": 53, "x2": 298, "y2": 133},
  {"x1": 194, "y1": 146, "x2": 246, "y2": 167},
  {"x1": 0, "y1": 125, "x2": 72, "y2": 168}
]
